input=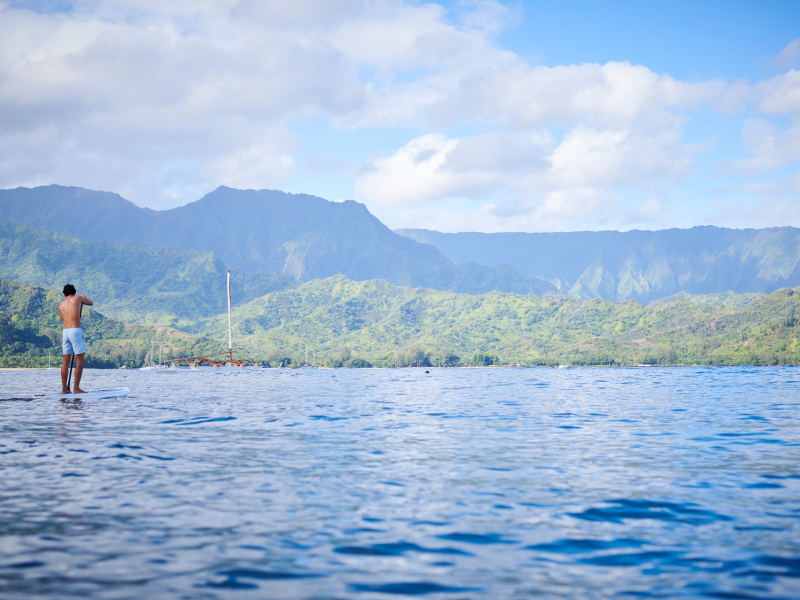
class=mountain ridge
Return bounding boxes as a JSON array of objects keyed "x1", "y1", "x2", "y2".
[
  {"x1": 0, "y1": 185, "x2": 556, "y2": 297},
  {"x1": 6, "y1": 184, "x2": 800, "y2": 304},
  {"x1": 395, "y1": 227, "x2": 800, "y2": 303}
]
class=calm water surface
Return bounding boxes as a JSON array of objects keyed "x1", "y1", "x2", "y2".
[{"x1": 1, "y1": 367, "x2": 799, "y2": 599}]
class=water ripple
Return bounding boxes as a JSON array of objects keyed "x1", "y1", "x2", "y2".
[{"x1": 0, "y1": 366, "x2": 799, "y2": 599}]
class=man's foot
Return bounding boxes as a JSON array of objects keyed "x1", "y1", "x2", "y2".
[
  {"x1": 60, "y1": 390, "x2": 71, "y2": 394},
  {"x1": 73, "y1": 387, "x2": 87, "y2": 394}
]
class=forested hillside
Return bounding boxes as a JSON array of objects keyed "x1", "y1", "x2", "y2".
[
  {"x1": 0, "y1": 219, "x2": 294, "y2": 329},
  {"x1": 0, "y1": 279, "x2": 215, "y2": 368},
  {"x1": 198, "y1": 276, "x2": 800, "y2": 367},
  {"x1": 3, "y1": 276, "x2": 799, "y2": 368}
]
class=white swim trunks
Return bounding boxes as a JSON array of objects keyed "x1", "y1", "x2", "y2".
[{"x1": 62, "y1": 328, "x2": 86, "y2": 355}]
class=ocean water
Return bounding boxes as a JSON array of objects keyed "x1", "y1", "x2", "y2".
[{"x1": 1, "y1": 367, "x2": 799, "y2": 599}]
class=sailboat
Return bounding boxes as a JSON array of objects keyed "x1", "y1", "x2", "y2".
[
  {"x1": 140, "y1": 340, "x2": 156, "y2": 371},
  {"x1": 302, "y1": 344, "x2": 317, "y2": 369},
  {"x1": 46, "y1": 353, "x2": 58, "y2": 370},
  {"x1": 162, "y1": 270, "x2": 261, "y2": 371},
  {"x1": 153, "y1": 343, "x2": 177, "y2": 374}
]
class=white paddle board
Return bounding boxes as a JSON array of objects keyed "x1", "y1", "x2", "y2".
[{"x1": 39, "y1": 388, "x2": 130, "y2": 400}]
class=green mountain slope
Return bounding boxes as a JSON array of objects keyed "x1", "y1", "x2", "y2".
[
  {"x1": 649, "y1": 290, "x2": 766, "y2": 308},
  {"x1": 3, "y1": 276, "x2": 798, "y2": 368},
  {"x1": 198, "y1": 276, "x2": 800, "y2": 367},
  {"x1": 0, "y1": 219, "x2": 295, "y2": 329},
  {"x1": 395, "y1": 227, "x2": 800, "y2": 303},
  {"x1": 7, "y1": 184, "x2": 800, "y2": 304},
  {"x1": 0, "y1": 278, "x2": 215, "y2": 368},
  {"x1": 0, "y1": 185, "x2": 556, "y2": 296}
]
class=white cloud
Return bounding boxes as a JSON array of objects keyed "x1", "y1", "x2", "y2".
[
  {"x1": 357, "y1": 134, "x2": 467, "y2": 206},
  {"x1": 699, "y1": 192, "x2": 800, "y2": 231},
  {"x1": 356, "y1": 118, "x2": 698, "y2": 230},
  {"x1": 721, "y1": 118, "x2": 800, "y2": 176},
  {"x1": 0, "y1": 0, "x2": 798, "y2": 231},
  {"x1": 544, "y1": 121, "x2": 693, "y2": 188},
  {"x1": 350, "y1": 55, "x2": 724, "y2": 229},
  {"x1": 355, "y1": 131, "x2": 550, "y2": 206},
  {"x1": 424, "y1": 61, "x2": 726, "y2": 130},
  {"x1": 383, "y1": 191, "x2": 671, "y2": 233},
  {"x1": 721, "y1": 181, "x2": 784, "y2": 196},
  {"x1": 774, "y1": 39, "x2": 800, "y2": 70},
  {"x1": 757, "y1": 69, "x2": 800, "y2": 118},
  {"x1": 0, "y1": 1, "x2": 364, "y2": 207},
  {"x1": 713, "y1": 70, "x2": 800, "y2": 180},
  {"x1": 329, "y1": 3, "x2": 450, "y2": 67},
  {"x1": 352, "y1": 42, "x2": 800, "y2": 230}
]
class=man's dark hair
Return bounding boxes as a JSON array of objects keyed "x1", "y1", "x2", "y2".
[{"x1": 63, "y1": 284, "x2": 76, "y2": 297}]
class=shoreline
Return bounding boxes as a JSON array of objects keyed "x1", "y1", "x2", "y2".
[{"x1": 2, "y1": 364, "x2": 797, "y2": 371}]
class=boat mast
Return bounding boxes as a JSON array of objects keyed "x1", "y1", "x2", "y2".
[{"x1": 227, "y1": 269, "x2": 233, "y2": 360}]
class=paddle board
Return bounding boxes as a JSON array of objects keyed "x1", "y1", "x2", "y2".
[{"x1": 38, "y1": 388, "x2": 130, "y2": 400}]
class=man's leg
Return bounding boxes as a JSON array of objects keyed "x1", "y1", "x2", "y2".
[
  {"x1": 73, "y1": 353, "x2": 86, "y2": 394},
  {"x1": 61, "y1": 355, "x2": 71, "y2": 393}
]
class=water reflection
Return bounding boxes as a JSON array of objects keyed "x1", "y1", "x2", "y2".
[{"x1": 56, "y1": 398, "x2": 88, "y2": 440}]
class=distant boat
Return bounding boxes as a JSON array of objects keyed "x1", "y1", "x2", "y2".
[
  {"x1": 153, "y1": 344, "x2": 176, "y2": 374},
  {"x1": 557, "y1": 364, "x2": 570, "y2": 369},
  {"x1": 140, "y1": 340, "x2": 156, "y2": 371},
  {"x1": 301, "y1": 345, "x2": 317, "y2": 368},
  {"x1": 139, "y1": 341, "x2": 175, "y2": 373},
  {"x1": 46, "y1": 353, "x2": 58, "y2": 370}
]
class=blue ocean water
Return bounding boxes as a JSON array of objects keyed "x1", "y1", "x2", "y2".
[{"x1": 1, "y1": 367, "x2": 799, "y2": 599}]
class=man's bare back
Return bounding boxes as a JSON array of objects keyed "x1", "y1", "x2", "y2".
[
  {"x1": 58, "y1": 284, "x2": 93, "y2": 394},
  {"x1": 58, "y1": 294, "x2": 93, "y2": 328}
]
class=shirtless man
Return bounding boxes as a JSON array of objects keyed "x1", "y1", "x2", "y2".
[{"x1": 58, "y1": 284, "x2": 93, "y2": 394}]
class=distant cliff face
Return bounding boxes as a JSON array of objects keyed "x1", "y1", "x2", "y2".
[
  {"x1": 0, "y1": 185, "x2": 556, "y2": 297},
  {"x1": 394, "y1": 227, "x2": 800, "y2": 303}
]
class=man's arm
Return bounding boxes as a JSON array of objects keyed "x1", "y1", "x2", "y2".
[{"x1": 79, "y1": 295, "x2": 94, "y2": 307}]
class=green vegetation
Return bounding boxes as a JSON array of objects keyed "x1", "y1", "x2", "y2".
[
  {"x1": 5, "y1": 186, "x2": 798, "y2": 370},
  {"x1": 3, "y1": 275, "x2": 800, "y2": 369},
  {"x1": 0, "y1": 278, "x2": 218, "y2": 368},
  {"x1": 649, "y1": 290, "x2": 766, "y2": 308},
  {"x1": 0, "y1": 218, "x2": 295, "y2": 329},
  {"x1": 199, "y1": 276, "x2": 800, "y2": 367},
  {"x1": 473, "y1": 352, "x2": 500, "y2": 366}
]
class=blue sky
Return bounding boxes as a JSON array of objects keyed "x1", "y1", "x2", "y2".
[
  {"x1": 495, "y1": 0, "x2": 798, "y2": 81},
  {"x1": 1, "y1": 0, "x2": 798, "y2": 232}
]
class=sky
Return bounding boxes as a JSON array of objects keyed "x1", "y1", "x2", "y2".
[{"x1": 0, "y1": 0, "x2": 799, "y2": 233}]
